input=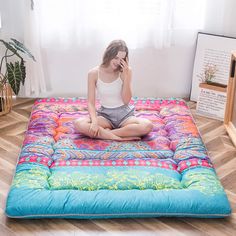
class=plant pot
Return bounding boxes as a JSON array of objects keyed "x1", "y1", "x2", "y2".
[
  {"x1": 205, "y1": 81, "x2": 227, "y2": 88},
  {"x1": 199, "y1": 82, "x2": 227, "y2": 92},
  {"x1": 0, "y1": 83, "x2": 13, "y2": 116}
]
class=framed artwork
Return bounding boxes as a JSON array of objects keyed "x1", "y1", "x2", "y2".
[{"x1": 191, "y1": 32, "x2": 236, "y2": 101}]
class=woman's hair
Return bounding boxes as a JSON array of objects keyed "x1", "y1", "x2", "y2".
[{"x1": 101, "y1": 40, "x2": 129, "y2": 66}]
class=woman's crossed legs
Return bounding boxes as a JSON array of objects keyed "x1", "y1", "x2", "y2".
[{"x1": 74, "y1": 116, "x2": 153, "y2": 141}]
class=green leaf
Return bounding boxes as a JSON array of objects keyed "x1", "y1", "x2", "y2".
[
  {"x1": 10, "y1": 38, "x2": 36, "y2": 61},
  {"x1": 6, "y1": 61, "x2": 25, "y2": 95},
  {"x1": 0, "y1": 39, "x2": 22, "y2": 59},
  {"x1": 20, "y1": 59, "x2": 26, "y2": 85}
]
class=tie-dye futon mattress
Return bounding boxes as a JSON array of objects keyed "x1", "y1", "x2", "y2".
[{"x1": 5, "y1": 97, "x2": 231, "y2": 218}]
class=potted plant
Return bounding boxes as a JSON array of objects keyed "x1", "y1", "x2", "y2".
[
  {"x1": 0, "y1": 38, "x2": 35, "y2": 115},
  {"x1": 197, "y1": 62, "x2": 226, "y2": 88}
]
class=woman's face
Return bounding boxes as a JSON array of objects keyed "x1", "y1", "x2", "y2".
[{"x1": 109, "y1": 51, "x2": 127, "y2": 70}]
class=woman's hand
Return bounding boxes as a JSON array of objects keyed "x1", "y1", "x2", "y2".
[
  {"x1": 120, "y1": 59, "x2": 131, "y2": 81},
  {"x1": 89, "y1": 121, "x2": 99, "y2": 138},
  {"x1": 120, "y1": 58, "x2": 132, "y2": 104}
]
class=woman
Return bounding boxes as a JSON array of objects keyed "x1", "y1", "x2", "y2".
[{"x1": 74, "y1": 40, "x2": 153, "y2": 141}]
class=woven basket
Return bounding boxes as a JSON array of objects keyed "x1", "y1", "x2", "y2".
[{"x1": 0, "y1": 83, "x2": 13, "y2": 116}]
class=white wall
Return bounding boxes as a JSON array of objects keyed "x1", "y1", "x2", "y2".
[
  {"x1": 41, "y1": 40, "x2": 196, "y2": 98},
  {"x1": 1, "y1": 0, "x2": 236, "y2": 99},
  {"x1": 34, "y1": 29, "x2": 198, "y2": 99}
]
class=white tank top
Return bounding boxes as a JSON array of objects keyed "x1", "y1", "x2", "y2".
[{"x1": 96, "y1": 69, "x2": 124, "y2": 108}]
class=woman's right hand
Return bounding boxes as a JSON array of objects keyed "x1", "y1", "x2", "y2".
[{"x1": 89, "y1": 121, "x2": 99, "y2": 138}]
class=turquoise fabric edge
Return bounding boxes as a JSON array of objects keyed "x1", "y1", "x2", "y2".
[{"x1": 5, "y1": 188, "x2": 231, "y2": 219}]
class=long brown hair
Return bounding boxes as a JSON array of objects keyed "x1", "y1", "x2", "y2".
[{"x1": 101, "y1": 40, "x2": 129, "y2": 67}]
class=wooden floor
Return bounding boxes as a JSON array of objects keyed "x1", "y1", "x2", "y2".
[{"x1": 0, "y1": 98, "x2": 235, "y2": 236}]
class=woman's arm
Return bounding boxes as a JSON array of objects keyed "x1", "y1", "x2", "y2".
[
  {"x1": 87, "y1": 70, "x2": 98, "y2": 124},
  {"x1": 121, "y1": 63, "x2": 132, "y2": 105}
]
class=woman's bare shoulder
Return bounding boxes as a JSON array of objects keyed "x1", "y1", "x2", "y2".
[
  {"x1": 88, "y1": 66, "x2": 99, "y2": 81},
  {"x1": 88, "y1": 66, "x2": 99, "y2": 76}
]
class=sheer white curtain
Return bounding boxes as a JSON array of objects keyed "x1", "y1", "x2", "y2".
[
  {"x1": 19, "y1": 2, "x2": 47, "y2": 97},
  {"x1": 21, "y1": 0, "x2": 232, "y2": 97},
  {"x1": 0, "y1": 0, "x2": 46, "y2": 97},
  {"x1": 34, "y1": 0, "x2": 206, "y2": 49}
]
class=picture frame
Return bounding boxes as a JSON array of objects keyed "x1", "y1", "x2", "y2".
[
  {"x1": 224, "y1": 51, "x2": 236, "y2": 146},
  {"x1": 191, "y1": 32, "x2": 236, "y2": 101}
]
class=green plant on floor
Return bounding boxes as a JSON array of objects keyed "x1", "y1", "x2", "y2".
[{"x1": 0, "y1": 38, "x2": 35, "y2": 95}]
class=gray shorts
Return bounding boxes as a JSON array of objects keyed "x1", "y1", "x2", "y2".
[{"x1": 97, "y1": 104, "x2": 135, "y2": 129}]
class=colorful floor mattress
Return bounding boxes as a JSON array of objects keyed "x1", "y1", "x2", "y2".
[{"x1": 5, "y1": 97, "x2": 231, "y2": 219}]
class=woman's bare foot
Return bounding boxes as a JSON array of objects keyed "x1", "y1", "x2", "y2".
[
  {"x1": 96, "y1": 127, "x2": 141, "y2": 141},
  {"x1": 96, "y1": 127, "x2": 123, "y2": 140},
  {"x1": 119, "y1": 136, "x2": 141, "y2": 141}
]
